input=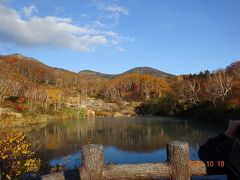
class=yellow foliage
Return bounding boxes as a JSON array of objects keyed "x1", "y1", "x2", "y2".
[
  {"x1": 47, "y1": 88, "x2": 60, "y2": 104},
  {"x1": 0, "y1": 131, "x2": 41, "y2": 179}
]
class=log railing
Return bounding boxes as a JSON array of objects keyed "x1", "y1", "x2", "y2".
[{"x1": 42, "y1": 141, "x2": 209, "y2": 180}]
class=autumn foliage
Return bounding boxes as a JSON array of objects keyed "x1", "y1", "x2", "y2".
[
  {"x1": 0, "y1": 54, "x2": 240, "y2": 122},
  {"x1": 0, "y1": 131, "x2": 41, "y2": 179},
  {"x1": 104, "y1": 73, "x2": 171, "y2": 101}
]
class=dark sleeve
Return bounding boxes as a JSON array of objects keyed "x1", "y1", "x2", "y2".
[
  {"x1": 198, "y1": 133, "x2": 233, "y2": 174},
  {"x1": 227, "y1": 139, "x2": 240, "y2": 179}
]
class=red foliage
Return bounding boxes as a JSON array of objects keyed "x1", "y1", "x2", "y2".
[
  {"x1": 17, "y1": 97, "x2": 26, "y2": 103},
  {"x1": 4, "y1": 57, "x2": 18, "y2": 63},
  {"x1": 15, "y1": 105, "x2": 23, "y2": 112}
]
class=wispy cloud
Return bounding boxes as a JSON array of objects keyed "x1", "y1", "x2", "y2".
[
  {"x1": 105, "y1": 4, "x2": 128, "y2": 15},
  {"x1": 86, "y1": 1, "x2": 129, "y2": 27},
  {"x1": 103, "y1": 4, "x2": 129, "y2": 25},
  {"x1": 93, "y1": 20, "x2": 106, "y2": 28},
  {"x1": 22, "y1": 5, "x2": 38, "y2": 17},
  {"x1": 0, "y1": 5, "x2": 130, "y2": 51},
  {"x1": 116, "y1": 47, "x2": 125, "y2": 52}
]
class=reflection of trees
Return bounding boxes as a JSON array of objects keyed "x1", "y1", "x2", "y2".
[{"x1": 27, "y1": 117, "x2": 222, "y2": 167}]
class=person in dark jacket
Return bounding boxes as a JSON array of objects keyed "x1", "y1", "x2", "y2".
[{"x1": 198, "y1": 120, "x2": 240, "y2": 180}]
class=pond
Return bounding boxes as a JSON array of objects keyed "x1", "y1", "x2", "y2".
[{"x1": 28, "y1": 116, "x2": 227, "y2": 180}]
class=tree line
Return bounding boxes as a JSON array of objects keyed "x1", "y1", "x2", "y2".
[
  {"x1": 0, "y1": 55, "x2": 240, "y2": 122},
  {"x1": 137, "y1": 68, "x2": 240, "y2": 123}
]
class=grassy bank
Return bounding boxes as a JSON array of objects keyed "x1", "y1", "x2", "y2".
[{"x1": 0, "y1": 107, "x2": 88, "y2": 129}]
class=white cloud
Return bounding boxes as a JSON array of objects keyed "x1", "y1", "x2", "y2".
[
  {"x1": 104, "y1": 31, "x2": 134, "y2": 45},
  {"x1": 0, "y1": 5, "x2": 124, "y2": 51},
  {"x1": 105, "y1": 4, "x2": 128, "y2": 15},
  {"x1": 22, "y1": 5, "x2": 38, "y2": 17},
  {"x1": 101, "y1": 4, "x2": 129, "y2": 26},
  {"x1": 117, "y1": 47, "x2": 125, "y2": 52},
  {"x1": 92, "y1": 21, "x2": 106, "y2": 28}
]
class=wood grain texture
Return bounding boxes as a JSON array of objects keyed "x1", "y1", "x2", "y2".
[
  {"x1": 167, "y1": 141, "x2": 190, "y2": 180},
  {"x1": 102, "y1": 163, "x2": 170, "y2": 179},
  {"x1": 80, "y1": 144, "x2": 104, "y2": 180},
  {"x1": 41, "y1": 142, "x2": 212, "y2": 180},
  {"x1": 41, "y1": 171, "x2": 65, "y2": 180},
  {"x1": 189, "y1": 160, "x2": 207, "y2": 175}
]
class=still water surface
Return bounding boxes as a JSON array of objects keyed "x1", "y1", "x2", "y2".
[{"x1": 28, "y1": 116, "x2": 227, "y2": 179}]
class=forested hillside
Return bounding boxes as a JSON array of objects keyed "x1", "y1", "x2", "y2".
[{"x1": 0, "y1": 53, "x2": 240, "y2": 124}]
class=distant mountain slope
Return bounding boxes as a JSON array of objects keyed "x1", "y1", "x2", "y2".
[
  {"x1": 79, "y1": 70, "x2": 115, "y2": 78},
  {"x1": 122, "y1": 67, "x2": 173, "y2": 77},
  {"x1": 0, "y1": 54, "x2": 78, "y2": 75},
  {"x1": 1, "y1": 54, "x2": 174, "y2": 80},
  {"x1": 0, "y1": 53, "x2": 45, "y2": 65},
  {"x1": 0, "y1": 53, "x2": 78, "y2": 85},
  {"x1": 226, "y1": 61, "x2": 240, "y2": 79},
  {"x1": 79, "y1": 67, "x2": 174, "y2": 78}
]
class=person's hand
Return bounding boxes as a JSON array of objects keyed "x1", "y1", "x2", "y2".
[{"x1": 225, "y1": 120, "x2": 240, "y2": 139}]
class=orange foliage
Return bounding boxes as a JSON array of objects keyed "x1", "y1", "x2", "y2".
[
  {"x1": 227, "y1": 79, "x2": 240, "y2": 106},
  {"x1": 105, "y1": 73, "x2": 171, "y2": 101},
  {"x1": 3, "y1": 56, "x2": 18, "y2": 63}
]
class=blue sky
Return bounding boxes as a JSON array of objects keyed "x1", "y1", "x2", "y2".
[{"x1": 0, "y1": 0, "x2": 239, "y2": 75}]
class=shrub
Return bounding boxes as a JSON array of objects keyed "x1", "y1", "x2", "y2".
[{"x1": 0, "y1": 131, "x2": 41, "y2": 179}]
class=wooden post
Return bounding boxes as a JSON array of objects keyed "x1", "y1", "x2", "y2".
[
  {"x1": 189, "y1": 160, "x2": 207, "y2": 175},
  {"x1": 42, "y1": 171, "x2": 65, "y2": 180},
  {"x1": 80, "y1": 144, "x2": 104, "y2": 180},
  {"x1": 42, "y1": 142, "x2": 209, "y2": 179},
  {"x1": 167, "y1": 141, "x2": 190, "y2": 180},
  {"x1": 102, "y1": 163, "x2": 171, "y2": 179}
]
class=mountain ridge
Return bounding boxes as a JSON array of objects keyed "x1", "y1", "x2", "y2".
[
  {"x1": 0, "y1": 53, "x2": 173, "y2": 78},
  {"x1": 122, "y1": 66, "x2": 173, "y2": 77},
  {"x1": 1, "y1": 53, "x2": 239, "y2": 79},
  {"x1": 79, "y1": 67, "x2": 174, "y2": 78}
]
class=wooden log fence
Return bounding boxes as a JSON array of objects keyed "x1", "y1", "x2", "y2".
[{"x1": 42, "y1": 141, "x2": 209, "y2": 180}]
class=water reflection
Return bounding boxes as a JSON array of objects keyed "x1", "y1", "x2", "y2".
[
  {"x1": 50, "y1": 145, "x2": 199, "y2": 169},
  {"x1": 27, "y1": 116, "x2": 226, "y2": 179}
]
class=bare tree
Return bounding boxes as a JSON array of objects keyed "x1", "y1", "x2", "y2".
[
  {"x1": 0, "y1": 79, "x2": 22, "y2": 103},
  {"x1": 204, "y1": 71, "x2": 233, "y2": 107},
  {"x1": 24, "y1": 85, "x2": 48, "y2": 113},
  {"x1": 173, "y1": 78, "x2": 201, "y2": 106}
]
